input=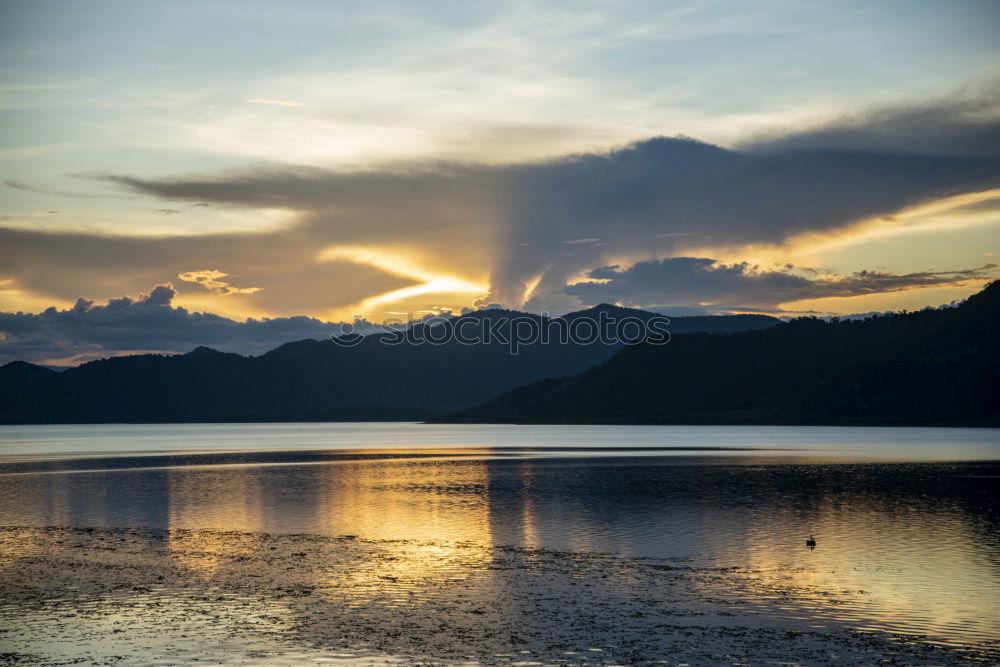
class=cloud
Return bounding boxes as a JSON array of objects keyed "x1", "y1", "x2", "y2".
[
  {"x1": 244, "y1": 99, "x2": 309, "y2": 107},
  {"x1": 4, "y1": 179, "x2": 125, "y2": 200},
  {"x1": 2, "y1": 95, "x2": 999, "y2": 321},
  {"x1": 742, "y1": 86, "x2": 1000, "y2": 157},
  {"x1": 92, "y1": 134, "x2": 1000, "y2": 310},
  {"x1": 177, "y1": 270, "x2": 263, "y2": 295},
  {"x1": 0, "y1": 284, "x2": 379, "y2": 365},
  {"x1": 563, "y1": 257, "x2": 1000, "y2": 310},
  {"x1": 0, "y1": 225, "x2": 419, "y2": 319},
  {"x1": 0, "y1": 143, "x2": 78, "y2": 160}
]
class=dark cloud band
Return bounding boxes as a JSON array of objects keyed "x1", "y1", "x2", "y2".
[
  {"x1": 564, "y1": 258, "x2": 999, "y2": 310},
  {"x1": 0, "y1": 285, "x2": 378, "y2": 365}
]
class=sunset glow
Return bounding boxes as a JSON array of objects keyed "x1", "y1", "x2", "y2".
[{"x1": 0, "y1": 0, "x2": 997, "y2": 361}]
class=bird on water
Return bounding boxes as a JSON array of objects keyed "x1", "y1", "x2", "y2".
[{"x1": 806, "y1": 534, "x2": 817, "y2": 547}]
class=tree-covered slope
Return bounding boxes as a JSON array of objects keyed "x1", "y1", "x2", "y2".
[
  {"x1": 0, "y1": 307, "x2": 778, "y2": 423},
  {"x1": 447, "y1": 282, "x2": 1000, "y2": 426}
]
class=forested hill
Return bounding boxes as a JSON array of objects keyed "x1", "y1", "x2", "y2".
[
  {"x1": 0, "y1": 307, "x2": 776, "y2": 424},
  {"x1": 445, "y1": 282, "x2": 1000, "y2": 426}
]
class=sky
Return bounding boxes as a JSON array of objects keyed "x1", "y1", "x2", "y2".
[{"x1": 1, "y1": 0, "x2": 999, "y2": 363}]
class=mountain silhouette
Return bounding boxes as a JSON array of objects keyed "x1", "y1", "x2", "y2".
[
  {"x1": 0, "y1": 307, "x2": 776, "y2": 424},
  {"x1": 445, "y1": 282, "x2": 1000, "y2": 426}
]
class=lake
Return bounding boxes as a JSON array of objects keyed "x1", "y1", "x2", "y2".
[{"x1": 1, "y1": 423, "x2": 998, "y2": 664}]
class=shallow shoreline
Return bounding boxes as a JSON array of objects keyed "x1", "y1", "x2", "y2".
[{"x1": 2, "y1": 526, "x2": 997, "y2": 665}]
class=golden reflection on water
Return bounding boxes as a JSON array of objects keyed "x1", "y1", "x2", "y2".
[
  {"x1": 314, "y1": 456, "x2": 493, "y2": 543},
  {"x1": 517, "y1": 461, "x2": 540, "y2": 550},
  {"x1": 167, "y1": 467, "x2": 268, "y2": 576},
  {"x1": 311, "y1": 457, "x2": 496, "y2": 592},
  {"x1": 160, "y1": 454, "x2": 500, "y2": 586},
  {"x1": 1, "y1": 453, "x2": 998, "y2": 649},
  {"x1": 715, "y1": 494, "x2": 1000, "y2": 644}
]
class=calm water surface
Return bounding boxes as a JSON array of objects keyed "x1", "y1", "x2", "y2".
[{"x1": 1, "y1": 423, "x2": 998, "y2": 652}]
